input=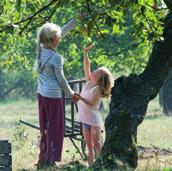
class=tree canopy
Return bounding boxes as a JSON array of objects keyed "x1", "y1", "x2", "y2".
[{"x1": 0, "y1": 0, "x2": 167, "y2": 99}]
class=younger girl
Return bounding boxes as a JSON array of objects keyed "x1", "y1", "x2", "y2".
[{"x1": 77, "y1": 44, "x2": 113, "y2": 166}]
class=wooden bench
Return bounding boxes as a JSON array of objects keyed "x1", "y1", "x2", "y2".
[{"x1": 0, "y1": 140, "x2": 12, "y2": 171}]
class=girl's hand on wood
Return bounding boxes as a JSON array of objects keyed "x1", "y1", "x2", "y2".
[{"x1": 71, "y1": 92, "x2": 80, "y2": 102}]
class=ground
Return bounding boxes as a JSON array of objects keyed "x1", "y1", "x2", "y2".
[{"x1": 0, "y1": 97, "x2": 172, "y2": 170}]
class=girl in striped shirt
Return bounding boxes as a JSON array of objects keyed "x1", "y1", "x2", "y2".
[{"x1": 35, "y1": 19, "x2": 78, "y2": 169}]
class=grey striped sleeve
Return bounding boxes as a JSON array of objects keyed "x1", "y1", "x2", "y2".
[
  {"x1": 61, "y1": 18, "x2": 76, "y2": 38},
  {"x1": 53, "y1": 54, "x2": 74, "y2": 97}
]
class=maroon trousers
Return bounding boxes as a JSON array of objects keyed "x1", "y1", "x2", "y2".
[{"x1": 37, "y1": 93, "x2": 64, "y2": 162}]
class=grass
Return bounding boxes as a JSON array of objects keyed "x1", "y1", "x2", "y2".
[
  {"x1": 137, "y1": 98, "x2": 172, "y2": 171},
  {"x1": 0, "y1": 97, "x2": 172, "y2": 170},
  {"x1": 138, "y1": 99, "x2": 172, "y2": 149}
]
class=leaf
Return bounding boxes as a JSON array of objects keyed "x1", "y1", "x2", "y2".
[
  {"x1": 113, "y1": 24, "x2": 120, "y2": 33},
  {"x1": 15, "y1": 0, "x2": 21, "y2": 12}
]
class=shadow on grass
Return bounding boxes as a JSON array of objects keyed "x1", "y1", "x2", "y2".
[
  {"x1": 60, "y1": 160, "x2": 87, "y2": 171},
  {"x1": 144, "y1": 114, "x2": 164, "y2": 120},
  {"x1": 17, "y1": 161, "x2": 87, "y2": 171}
]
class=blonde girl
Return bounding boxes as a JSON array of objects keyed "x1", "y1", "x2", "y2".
[
  {"x1": 77, "y1": 44, "x2": 113, "y2": 166},
  {"x1": 35, "y1": 20, "x2": 78, "y2": 169}
]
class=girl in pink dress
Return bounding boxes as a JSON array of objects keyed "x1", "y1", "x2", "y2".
[{"x1": 77, "y1": 44, "x2": 113, "y2": 166}]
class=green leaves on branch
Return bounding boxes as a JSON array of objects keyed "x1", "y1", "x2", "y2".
[
  {"x1": 15, "y1": 0, "x2": 21, "y2": 12},
  {"x1": 0, "y1": 0, "x2": 169, "y2": 99}
]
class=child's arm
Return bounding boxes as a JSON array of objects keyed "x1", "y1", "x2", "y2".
[
  {"x1": 84, "y1": 44, "x2": 94, "y2": 80},
  {"x1": 79, "y1": 95, "x2": 94, "y2": 106},
  {"x1": 61, "y1": 12, "x2": 83, "y2": 38},
  {"x1": 78, "y1": 87, "x2": 102, "y2": 107},
  {"x1": 61, "y1": 18, "x2": 76, "y2": 38}
]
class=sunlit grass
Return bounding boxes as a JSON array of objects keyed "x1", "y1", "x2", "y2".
[
  {"x1": 0, "y1": 97, "x2": 172, "y2": 170},
  {"x1": 138, "y1": 98, "x2": 172, "y2": 149}
]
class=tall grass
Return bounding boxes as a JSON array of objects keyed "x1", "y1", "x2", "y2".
[
  {"x1": 138, "y1": 98, "x2": 172, "y2": 149},
  {"x1": 0, "y1": 97, "x2": 172, "y2": 170}
]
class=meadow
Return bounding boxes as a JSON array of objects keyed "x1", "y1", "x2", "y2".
[{"x1": 0, "y1": 97, "x2": 172, "y2": 171}]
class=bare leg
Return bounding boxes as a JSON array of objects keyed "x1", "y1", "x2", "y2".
[
  {"x1": 82, "y1": 126, "x2": 94, "y2": 166},
  {"x1": 91, "y1": 126, "x2": 102, "y2": 157}
]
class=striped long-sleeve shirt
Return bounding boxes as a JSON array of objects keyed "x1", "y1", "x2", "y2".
[
  {"x1": 61, "y1": 18, "x2": 76, "y2": 38},
  {"x1": 37, "y1": 19, "x2": 76, "y2": 98},
  {"x1": 37, "y1": 48, "x2": 74, "y2": 98}
]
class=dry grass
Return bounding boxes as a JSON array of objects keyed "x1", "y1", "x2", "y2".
[{"x1": 0, "y1": 97, "x2": 172, "y2": 170}]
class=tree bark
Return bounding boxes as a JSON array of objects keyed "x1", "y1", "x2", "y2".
[{"x1": 92, "y1": 2, "x2": 172, "y2": 170}]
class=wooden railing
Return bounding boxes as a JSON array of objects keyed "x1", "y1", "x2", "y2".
[{"x1": 62, "y1": 79, "x2": 86, "y2": 137}]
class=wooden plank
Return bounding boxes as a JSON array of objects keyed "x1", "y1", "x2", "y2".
[
  {"x1": 19, "y1": 120, "x2": 39, "y2": 130},
  {"x1": 65, "y1": 132, "x2": 81, "y2": 137},
  {"x1": 65, "y1": 125, "x2": 80, "y2": 133},
  {"x1": 65, "y1": 118, "x2": 80, "y2": 126},
  {"x1": 19, "y1": 119, "x2": 82, "y2": 134},
  {"x1": 0, "y1": 142, "x2": 11, "y2": 154},
  {"x1": 0, "y1": 141, "x2": 8, "y2": 143},
  {"x1": 62, "y1": 91, "x2": 66, "y2": 136},
  {"x1": 0, "y1": 155, "x2": 12, "y2": 167},
  {"x1": 0, "y1": 167, "x2": 12, "y2": 171}
]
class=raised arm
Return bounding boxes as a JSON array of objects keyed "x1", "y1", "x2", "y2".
[
  {"x1": 83, "y1": 44, "x2": 94, "y2": 80},
  {"x1": 61, "y1": 11, "x2": 85, "y2": 38},
  {"x1": 61, "y1": 18, "x2": 76, "y2": 38}
]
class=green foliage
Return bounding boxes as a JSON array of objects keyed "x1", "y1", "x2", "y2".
[
  {"x1": 15, "y1": 0, "x2": 21, "y2": 12},
  {"x1": 13, "y1": 121, "x2": 28, "y2": 148},
  {"x1": 0, "y1": 0, "x2": 168, "y2": 99},
  {"x1": 0, "y1": 32, "x2": 37, "y2": 99}
]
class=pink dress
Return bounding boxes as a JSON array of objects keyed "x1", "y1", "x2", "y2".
[{"x1": 77, "y1": 81, "x2": 102, "y2": 126}]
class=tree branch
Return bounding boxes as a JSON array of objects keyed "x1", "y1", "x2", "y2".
[
  {"x1": 19, "y1": 2, "x2": 59, "y2": 34},
  {"x1": 0, "y1": 0, "x2": 60, "y2": 33},
  {"x1": 85, "y1": 0, "x2": 105, "y2": 38},
  {"x1": 0, "y1": 3, "x2": 4, "y2": 15},
  {"x1": 145, "y1": 2, "x2": 168, "y2": 11},
  {"x1": 139, "y1": 5, "x2": 157, "y2": 33}
]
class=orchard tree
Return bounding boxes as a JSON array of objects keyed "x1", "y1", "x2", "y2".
[{"x1": 0, "y1": 0, "x2": 171, "y2": 169}]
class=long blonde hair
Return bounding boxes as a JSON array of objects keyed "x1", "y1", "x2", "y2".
[
  {"x1": 36, "y1": 23, "x2": 62, "y2": 69},
  {"x1": 98, "y1": 67, "x2": 113, "y2": 98}
]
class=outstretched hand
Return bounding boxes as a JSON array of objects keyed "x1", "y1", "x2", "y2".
[{"x1": 84, "y1": 44, "x2": 94, "y2": 52}]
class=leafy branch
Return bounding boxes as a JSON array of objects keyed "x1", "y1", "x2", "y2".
[
  {"x1": 85, "y1": 0, "x2": 104, "y2": 38},
  {"x1": 0, "y1": 0, "x2": 59, "y2": 33},
  {"x1": 19, "y1": 1, "x2": 60, "y2": 34},
  {"x1": 0, "y1": 3, "x2": 4, "y2": 15},
  {"x1": 145, "y1": 3, "x2": 168, "y2": 11}
]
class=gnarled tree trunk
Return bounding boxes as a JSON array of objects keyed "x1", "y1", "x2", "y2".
[{"x1": 92, "y1": 1, "x2": 172, "y2": 170}]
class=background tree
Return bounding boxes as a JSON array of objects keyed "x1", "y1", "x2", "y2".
[{"x1": 159, "y1": 69, "x2": 172, "y2": 116}]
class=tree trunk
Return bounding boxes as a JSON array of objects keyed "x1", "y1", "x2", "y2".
[
  {"x1": 92, "y1": 2, "x2": 172, "y2": 170},
  {"x1": 159, "y1": 69, "x2": 172, "y2": 116}
]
